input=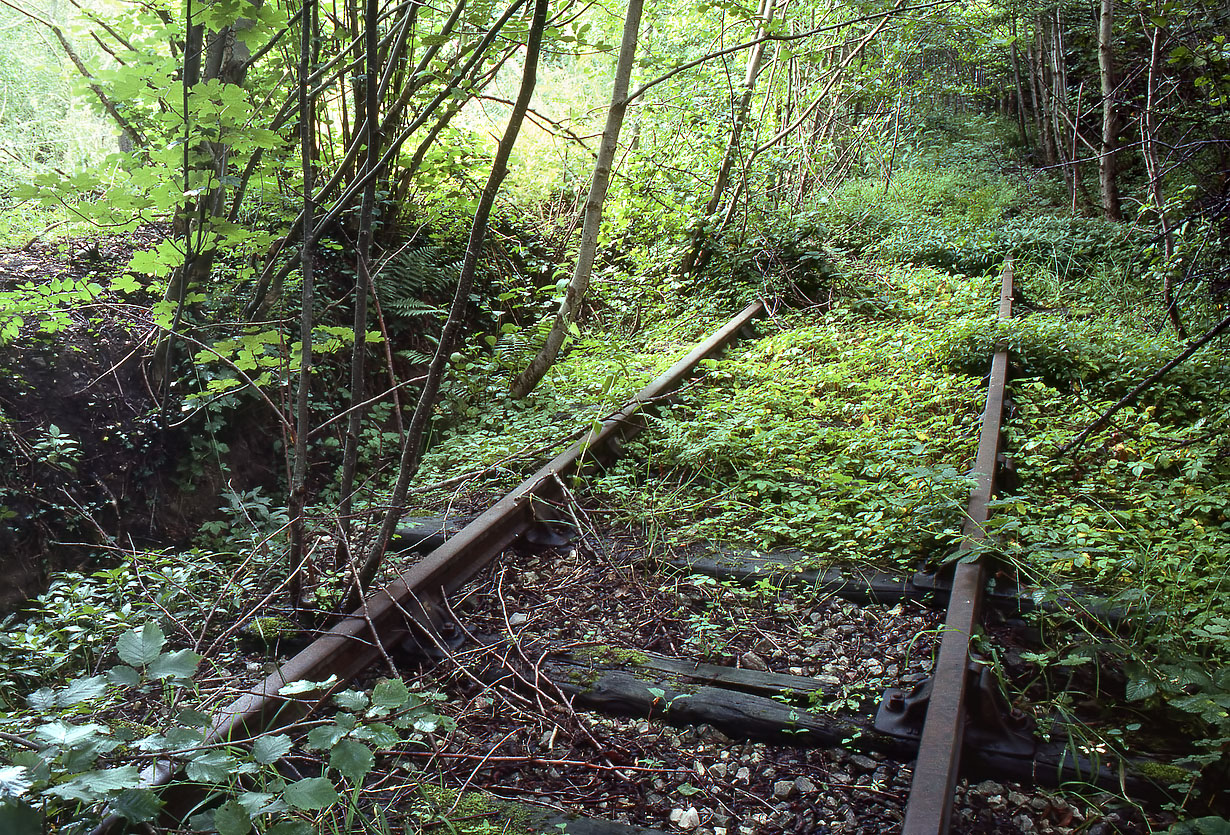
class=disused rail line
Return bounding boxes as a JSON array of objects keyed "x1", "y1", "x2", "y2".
[
  {"x1": 95, "y1": 268, "x2": 1174, "y2": 833},
  {"x1": 899, "y1": 260, "x2": 1014, "y2": 834},
  {"x1": 94, "y1": 300, "x2": 767, "y2": 831}
]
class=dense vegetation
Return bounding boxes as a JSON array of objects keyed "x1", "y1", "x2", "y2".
[{"x1": 0, "y1": 0, "x2": 1228, "y2": 829}]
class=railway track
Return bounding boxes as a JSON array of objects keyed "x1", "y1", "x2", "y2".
[{"x1": 103, "y1": 262, "x2": 1180, "y2": 833}]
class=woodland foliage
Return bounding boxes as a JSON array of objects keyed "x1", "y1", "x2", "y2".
[{"x1": 0, "y1": 0, "x2": 1228, "y2": 829}]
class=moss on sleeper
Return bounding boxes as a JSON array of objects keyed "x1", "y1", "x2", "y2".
[{"x1": 573, "y1": 644, "x2": 650, "y2": 667}]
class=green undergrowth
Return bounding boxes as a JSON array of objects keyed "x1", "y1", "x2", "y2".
[
  {"x1": 406, "y1": 306, "x2": 747, "y2": 503},
  {"x1": 590, "y1": 260, "x2": 995, "y2": 564}
]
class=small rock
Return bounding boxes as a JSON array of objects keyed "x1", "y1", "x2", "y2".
[
  {"x1": 795, "y1": 776, "x2": 817, "y2": 794},
  {"x1": 772, "y1": 780, "x2": 795, "y2": 799},
  {"x1": 674, "y1": 807, "x2": 701, "y2": 830},
  {"x1": 1013, "y1": 814, "x2": 1036, "y2": 832},
  {"x1": 740, "y1": 651, "x2": 769, "y2": 671},
  {"x1": 508, "y1": 612, "x2": 528, "y2": 626},
  {"x1": 1008, "y1": 791, "x2": 1030, "y2": 806},
  {"x1": 848, "y1": 754, "x2": 878, "y2": 772},
  {"x1": 735, "y1": 767, "x2": 751, "y2": 782},
  {"x1": 710, "y1": 762, "x2": 727, "y2": 778}
]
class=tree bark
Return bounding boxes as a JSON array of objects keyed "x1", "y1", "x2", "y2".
[
  {"x1": 336, "y1": 0, "x2": 385, "y2": 566},
  {"x1": 351, "y1": 0, "x2": 550, "y2": 600},
  {"x1": 1010, "y1": 36, "x2": 1030, "y2": 148},
  {"x1": 678, "y1": 0, "x2": 777, "y2": 276},
  {"x1": 1140, "y1": 21, "x2": 1184, "y2": 337},
  {"x1": 507, "y1": 0, "x2": 644, "y2": 399},
  {"x1": 288, "y1": 0, "x2": 318, "y2": 605},
  {"x1": 1097, "y1": 0, "x2": 1122, "y2": 221}
]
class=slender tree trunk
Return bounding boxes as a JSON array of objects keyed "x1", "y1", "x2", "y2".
[
  {"x1": 1141, "y1": 21, "x2": 1185, "y2": 338},
  {"x1": 288, "y1": 0, "x2": 318, "y2": 606},
  {"x1": 1010, "y1": 36, "x2": 1030, "y2": 147},
  {"x1": 1049, "y1": 11, "x2": 1074, "y2": 203},
  {"x1": 352, "y1": 0, "x2": 550, "y2": 600},
  {"x1": 244, "y1": 0, "x2": 526, "y2": 320},
  {"x1": 507, "y1": 0, "x2": 644, "y2": 399},
  {"x1": 678, "y1": 0, "x2": 777, "y2": 275},
  {"x1": 1028, "y1": 38, "x2": 1047, "y2": 164},
  {"x1": 336, "y1": 0, "x2": 384, "y2": 567},
  {"x1": 1097, "y1": 0, "x2": 1122, "y2": 220}
]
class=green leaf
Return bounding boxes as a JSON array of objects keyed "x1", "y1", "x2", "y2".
[
  {"x1": 213, "y1": 799, "x2": 252, "y2": 835},
  {"x1": 278, "y1": 675, "x2": 337, "y2": 696},
  {"x1": 252, "y1": 734, "x2": 293, "y2": 765},
  {"x1": 0, "y1": 800, "x2": 41, "y2": 835},
  {"x1": 176, "y1": 708, "x2": 212, "y2": 728},
  {"x1": 148, "y1": 649, "x2": 202, "y2": 680},
  {"x1": 112, "y1": 788, "x2": 163, "y2": 823},
  {"x1": 117, "y1": 623, "x2": 166, "y2": 666},
  {"x1": 0, "y1": 766, "x2": 32, "y2": 798},
  {"x1": 1126, "y1": 678, "x2": 1158, "y2": 701},
  {"x1": 58, "y1": 675, "x2": 108, "y2": 706},
  {"x1": 354, "y1": 722, "x2": 401, "y2": 747},
  {"x1": 305, "y1": 724, "x2": 346, "y2": 751},
  {"x1": 283, "y1": 777, "x2": 338, "y2": 810},
  {"x1": 185, "y1": 751, "x2": 239, "y2": 783},
  {"x1": 333, "y1": 690, "x2": 369, "y2": 712},
  {"x1": 110, "y1": 274, "x2": 142, "y2": 294},
  {"x1": 371, "y1": 679, "x2": 410, "y2": 709},
  {"x1": 46, "y1": 766, "x2": 140, "y2": 802},
  {"x1": 329, "y1": 738, "x2": 374, "y2": 781},
  {"x1": 26, "y1": 688, "x2": 56, "y2": 711},
  {"x1": 34, "y1": 721, "x2": 106, "y2": 747},
  {"x1": 107, "y1": 666, "x2": 142, "y2": 687}
]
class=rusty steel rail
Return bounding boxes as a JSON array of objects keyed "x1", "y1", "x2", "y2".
[
  {"x1": 96, "y1": 300, "x2": 765, "y2": 829},
  {"x1": 900, "y1": 262, "x2": 1013, "y2": 834}
]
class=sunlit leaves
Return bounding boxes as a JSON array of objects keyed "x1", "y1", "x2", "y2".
[{"x1": 117, "y1": 623, "x2": 165, "y2": 666}]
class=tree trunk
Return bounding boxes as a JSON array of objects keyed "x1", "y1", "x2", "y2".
[
  {"x1": 155, "y1": 10, "x2": 260, "y2": 389},
  {"x1": 288, "y1": 0, "x2": 318, "y2": 606},
  {"x1": 678, "y1": 0, "x2": 777, "y2": 276},
  {"x1": 1141, "y1": 21, "x2": 1185, "y2": 338},
  {"x1": 1049, "y1": 11, "x2": 1074, "y2": 204},
  {"x1": 1032, "y1": 28, "x2": 1056, "y2": 167},
  {"x1": 1097, "y1": 0, "x2": 1122, "y2": 220},
  {"x1": 1010, "y1": 37, "x2": 1030, "y2": 147},
  {"x1": 336, "y1": 0, "x2": 384, "y2": 567},
  {"x1": 352, "y1": 0, "x2": 550, "y2": 600},
  {"x1": 507, "y1": 0, "x2": 645, "y2": 400}
]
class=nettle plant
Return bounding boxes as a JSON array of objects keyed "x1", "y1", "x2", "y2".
[{"x1": 0, "y1": 623, "x2": 450, "y2": 834}]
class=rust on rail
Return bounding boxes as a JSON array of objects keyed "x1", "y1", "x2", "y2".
[
  {"x1": 98, "y1": 300, "x2": 766, "y2": 826},
  {"x1": 901, "y1": 261, "x2": 1013, "y2": 835}
]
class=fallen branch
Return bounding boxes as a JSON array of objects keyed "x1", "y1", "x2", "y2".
[{"x1": 1059, "y1": 309, "x2": 1230, "y2": 455}]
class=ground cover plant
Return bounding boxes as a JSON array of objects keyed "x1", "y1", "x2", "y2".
[{"x1": 1, "y1": 0, "x2": 1229, "y2": 820}]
